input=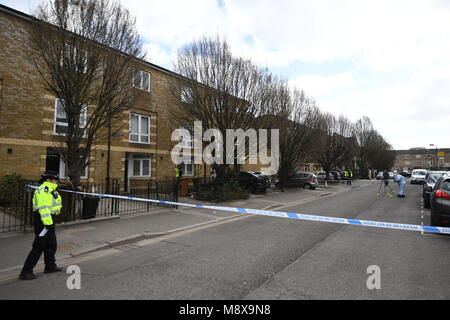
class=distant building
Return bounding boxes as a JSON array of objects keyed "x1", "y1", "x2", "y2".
[{"x1": 394, "y1": 148, "x2": 450, "y2": 172}]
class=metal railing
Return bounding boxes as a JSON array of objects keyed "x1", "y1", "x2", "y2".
[{"x1": 0, "y1": 179, "x2": 178, "y2": 234}]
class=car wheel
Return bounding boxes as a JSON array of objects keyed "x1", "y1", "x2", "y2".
[
  {"x1": 303, "y1": 183, "x2": 312, "y2": 189},
  {"x1": 424, "y1": 198, "x2": 431, "y2": 209},
  {"x1": 430, "y1": 214, "x2": 439, "y2": 227}
]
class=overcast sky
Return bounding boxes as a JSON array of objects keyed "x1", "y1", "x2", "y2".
[{"x1": 2, "y1": 0, "x2": 450, "y2": 151}]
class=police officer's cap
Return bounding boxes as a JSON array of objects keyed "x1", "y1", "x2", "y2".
[{"x1": 42, "y1": 171, "x2": 60, "y2": 181}]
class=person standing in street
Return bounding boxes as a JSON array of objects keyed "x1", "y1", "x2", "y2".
[
  {"x1": 345, "y1": 168, "x2": 353, "y2": 186},
  {"x1": 394, "y1": 173, "x2": 407, "y2": 198},
  {"x1": 383, "y1": 170, "x2": 390, "y2": 186},
  {"x1": 19, "y1": 171, "x2": 63, "y2": 280}
]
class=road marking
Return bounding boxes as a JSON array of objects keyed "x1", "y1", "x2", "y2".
[{"x1": 0, "y1": 190, "x2": 351, "y2": 285}]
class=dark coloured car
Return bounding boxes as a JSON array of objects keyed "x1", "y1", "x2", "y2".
[
  {"x1": 275, "y1": 172, "x2": 318, "y2": 190},
  {"x1": 329, "y1": 171, "x2": 341, "y2": 181},
  {"x1": 430, "y1": 174, "x2": 450, "y2": 226},
  {"x1": 423, "y1": 171, "x2": 450, "y2": 209},
  {"x1": 399, "y1": 171, "x2": 411, "y2": 178},
  {"x1": 238, "y1": 171, "x2": 269, "y2": 193}
]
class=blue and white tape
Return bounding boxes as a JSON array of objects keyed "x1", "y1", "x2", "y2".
[{"x1": 27, "y1": 185, "x2": 450, "y2": 235}]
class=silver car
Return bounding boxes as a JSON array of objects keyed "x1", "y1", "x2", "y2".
[{"x1": 411, "y1": 169, "x2": 428, "y2": 184}]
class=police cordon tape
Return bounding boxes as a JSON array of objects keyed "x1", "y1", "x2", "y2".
[{"x1": 27, "y1": 185, "x2": 450, "y2": 235}]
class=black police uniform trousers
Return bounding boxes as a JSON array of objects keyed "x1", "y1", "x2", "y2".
[{"x1": 21, "y1": 212, "x2": 58, "y2": 274}]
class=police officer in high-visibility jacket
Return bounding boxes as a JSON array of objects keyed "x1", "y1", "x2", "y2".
[{"x1": 20, "y1": 171, "x2": 63, "y2": 280}]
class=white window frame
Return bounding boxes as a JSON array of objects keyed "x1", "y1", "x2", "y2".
[
  {"x1": 54, "y1": 98, "x2": 87, "y2": 136},
  {"x1": 133, "y1": 69, "x2": 151, "y2": 92},
  {"x1": 59, "y1": 156, "x2": 88, "y2": 180},
  {"x1": 61, "y1": 44, "x2": 88, "y2": 73},
  {"x1": 180, "y1": 124, "x2": 193, "y2": 149},
  {"x1": 404, "y1": 155, "x2": 411, "y2": 159},
  {"x1": 405, "y1": 161, "x2": 411, "y2": 165},
  {"x1": 183, "y1": 162, "x2": 194, "y2": 177},
  {"x1": 129, "y1": 113, "x2": 150, "y2": 144},
  {"x1": 129, "y1": 153, "x2": 151, "y2": 178},
  {"x1": 180, "y1": 86, "x2": 194, "y2": 104}
]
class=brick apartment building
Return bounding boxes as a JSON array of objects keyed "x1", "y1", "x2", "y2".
[
  {"x1": 0, "y1": 4, "x2": 218, "y2": 192},
  {"x1": 394, "y1": 148, "x2": 450, "y2": 172}
]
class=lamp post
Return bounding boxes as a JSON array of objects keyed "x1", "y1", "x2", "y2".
[{"x1": 430, "y1": 144, "x2": 438, "y2": 170}]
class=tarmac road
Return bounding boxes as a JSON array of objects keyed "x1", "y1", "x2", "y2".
[{"x1": 1, "y1": 182, "x2": 449, "y2": 300}]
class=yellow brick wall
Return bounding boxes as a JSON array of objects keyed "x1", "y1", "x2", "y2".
[{"x1": 0, "y1": 8, "x2": 208, "y2": 185}]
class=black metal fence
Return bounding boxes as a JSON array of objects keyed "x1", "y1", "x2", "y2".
[
  {"x1": 0, "y1": 181, "x2": 31, "y2": 233},
  {"x1": 0, "y1": 179, "x2": 178, "y2": 234}
]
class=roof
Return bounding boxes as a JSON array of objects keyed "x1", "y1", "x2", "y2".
[
  {"x1": 395, "y1": 148, "x2": 450, "y2": 155},
  {"x1": 0, "y1": 3, "x2": 180, "y2": 78}
]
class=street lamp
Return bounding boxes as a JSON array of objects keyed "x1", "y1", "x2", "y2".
[{"x1": 430, "y1": 144, "x2": 438, "y2": 170}]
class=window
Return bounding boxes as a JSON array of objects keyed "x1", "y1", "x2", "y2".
[
  {"x1": 62, "y1": 44, "x2": 87, "y2": 73},
  {"x1": 416, "y1": 161, "x2": 421, "y2": 165},
  {"x1": 416, "y1": 154, "x2": 422, "y2": 159},
  {"x1": 133, "y1": 69, "x2": 151, "y2": 91},
  {"x1": 180, "y1": 86, "x2": 194, "y2": 104},
  {"x1": 129, "y1": 113, "x2": 150, "y2": 144},
  {"x1": 130, "y1": 154, "x2": 151, "y2": 177},
  {"x1": 45, "y1": 148, "x2": 88, "y2": 179},
  {"x1": 54, "y1": 98, "x2": 87, "y2": 135},
  {"x1": 427, "y1": 154, "x2": 432, "y2": 159},
  {"x1": 404, "y1": 155, "x2": 411, "y2": 159},
  {"x1": 405, "y1": 161, "x2": 411, "y2": 165},
  {"x1": 183, "y1": 162, "x2": 194, "y2": 177},
  {"x1": 180, "y1": 124, "x2": 193, "y2": 149}
]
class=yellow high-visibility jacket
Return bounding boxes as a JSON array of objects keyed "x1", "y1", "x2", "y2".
[{"x1": 32, "y1": 181, "x2": 62, "y2": 226}]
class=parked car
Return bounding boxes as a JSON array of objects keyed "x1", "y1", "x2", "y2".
[
  {"x1": 276, "y1": 172, "x2": 318, "y2": 190},
  {"x1": 376, "y1": 171, "x2": 394, "y2": 180},
  {"x1": 410, "y1": 169, "x2": 428, "y2": 184},
  {"x1": 399, "y1": 171, "x2": 412, "y2": 178},
  {"x1": 423, "y1": 171, "x2": 450, "y2": 209},
  {"x1": 315, "y1": 171, "x2": 326, "y2": 181},
  {"x1": 430, "y1": 174, "x2": 450, "y2": 226},
  {"x1": 329, "y1": 171, "x2": 341, "y2": 181},
  {"x1": 238, "y1": 171, "x2": 269, "y2": 193}
]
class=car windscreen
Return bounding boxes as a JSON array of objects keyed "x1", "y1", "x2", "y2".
[
  {"x1": 429, "y1": 173, "x2": 444, "y2": 184},
  {"x1": 441, "y1": 180, "x2": 450, "y2": 192},
  {"x1": 413, "y1": 170, "x2": 427, "y2": 176}
]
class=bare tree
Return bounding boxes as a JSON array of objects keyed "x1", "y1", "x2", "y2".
[
  {"x1": 367, "y1": 132, "x2": 396, "y2": 171},
  {"x1": 274, "y1": 88, "x2": 322, "y2": 187},
  {"x1": 170, "y1": 36, "x2": 284, "y2": 178},
  {"x1": 353, "y1": 116, "x2": 376, "y2": 179},
  {"x1": 314, "y1": 112, "x2": 356, "y2": 180},
  {"x1": 30, "y1": 0, "x2": 144, "y2": 187}
]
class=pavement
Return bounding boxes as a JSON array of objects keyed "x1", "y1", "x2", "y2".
[{"x1": 0, "y1": 181, "x2": 357, "y2": 282}]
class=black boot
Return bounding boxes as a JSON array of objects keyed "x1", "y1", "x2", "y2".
[
  {"x1": 44, "y1": 267, "x2": 63, "y2": 273},
  {"x1": 19, "y1": 272, "x2": 37, "y2": 280}
]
